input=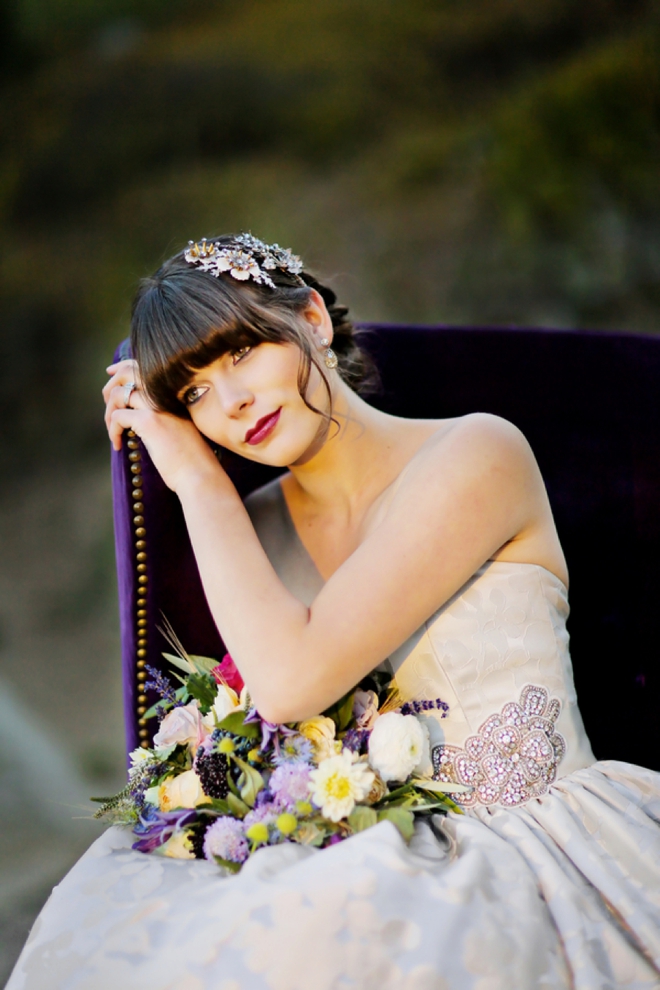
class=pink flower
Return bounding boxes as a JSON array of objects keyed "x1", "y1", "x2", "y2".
[
  {"x1": 211, "y1": 653, "x2": 244, "y2": 695},
  {"x1": 153, "y1": 700, "x2": 209, "y2": 751}
]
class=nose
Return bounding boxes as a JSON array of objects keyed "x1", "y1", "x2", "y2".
[{"x1": 215, "y1": 376, "x2": 253, "y2": 418}]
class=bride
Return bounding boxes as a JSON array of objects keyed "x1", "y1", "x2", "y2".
[{"x1": 8, "y1": 234, "x2": 660, "y2": 990}]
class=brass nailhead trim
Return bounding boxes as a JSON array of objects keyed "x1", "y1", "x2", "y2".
[{"x1": 130, "y1": 438, "x2": 152, "y2": 748}]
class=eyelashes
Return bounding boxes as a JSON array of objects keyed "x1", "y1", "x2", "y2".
[
  {"x1": 182, "y1": 384, "x2": 208, "y2": 406},
  {"x1": 181, "y1": 347, "x2": 252, "y2": 406},
  {"x1": 231, "y1": 346, "x2": 251, "y2": 364}
]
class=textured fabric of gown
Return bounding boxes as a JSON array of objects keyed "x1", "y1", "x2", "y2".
[{"x1": 8, "y1": 478, "x2": 660, "y2": 990}]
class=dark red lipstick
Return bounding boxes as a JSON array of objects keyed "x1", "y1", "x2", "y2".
[{"x1": 245, "y1": 408, "x2": 281, "y2": 446}]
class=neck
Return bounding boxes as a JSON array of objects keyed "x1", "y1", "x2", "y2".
[{"x1": 285, "y1": 380, "x2": 407, "y2": 519}]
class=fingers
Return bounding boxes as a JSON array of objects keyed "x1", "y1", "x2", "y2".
[
  {"x1": 102, "y1": 359, "x2": 140, "y2": 403},
  {"x1": 109, "y1": 407, "x2": 143, "y2": 451},
  {"x1": 104, "y1": 383, "x2": 147, "y2": 436}
]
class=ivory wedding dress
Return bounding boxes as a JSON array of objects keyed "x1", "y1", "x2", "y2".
[{"x1": 7, "y1": 480, "x2": 660, "y2": 990}]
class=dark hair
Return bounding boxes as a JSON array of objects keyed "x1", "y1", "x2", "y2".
[{"x1": 131, "y1": 235, "x2": 378, "y2": 418}]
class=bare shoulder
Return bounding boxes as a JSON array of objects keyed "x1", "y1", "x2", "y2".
[{"x1": 398, "y1": 412, "x2": 538, "y2": 493}]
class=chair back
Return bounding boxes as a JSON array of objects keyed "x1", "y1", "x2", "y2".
[{"x1": 112, "y1": 326, "x2": 660, "y2": 768}]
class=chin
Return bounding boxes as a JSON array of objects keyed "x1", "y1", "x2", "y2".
[{"x1": 230, "y1": 433, "x2": 318, "y2": 468}]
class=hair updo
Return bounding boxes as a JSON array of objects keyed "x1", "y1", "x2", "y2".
[{"x1": 131, "y1": 235, "x2": 378, "y2": 418}]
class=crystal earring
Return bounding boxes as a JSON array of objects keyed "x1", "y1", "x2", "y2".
[{"x1": 321, "y1": 337, "x2": 338, "y2": 370}]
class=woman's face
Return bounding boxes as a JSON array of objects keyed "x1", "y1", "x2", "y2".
[{"x1": 179, "y1": 340, "x2": 332, "y2": 466}]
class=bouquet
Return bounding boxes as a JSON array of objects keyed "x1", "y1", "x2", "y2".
[{"x1": 94, "y1": 640, "x2": 465, "y2": 872}]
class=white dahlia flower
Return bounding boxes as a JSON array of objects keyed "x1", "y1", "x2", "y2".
[{"x1": 368, "y1": 712, "x2": 430, "y2": 783}]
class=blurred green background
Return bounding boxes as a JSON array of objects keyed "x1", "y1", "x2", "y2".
[{"x1": 1, "y1": 0, "x2": 659, "y2": 979}]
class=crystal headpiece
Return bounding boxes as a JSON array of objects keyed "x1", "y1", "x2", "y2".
[{"x1": 183, "y1": 233, "x2": 304, "y2": 289}]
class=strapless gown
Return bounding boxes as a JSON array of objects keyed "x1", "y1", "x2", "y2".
[{"x1": 7, "y1": 480, "x2": 660, "y2": 990}]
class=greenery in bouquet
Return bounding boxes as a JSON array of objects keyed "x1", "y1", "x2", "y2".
[{"x1": 94, "y1": 638, "x2": 466, "y2": 872}]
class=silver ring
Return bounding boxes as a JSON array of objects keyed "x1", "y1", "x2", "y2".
[{"x1": 122, "y1": 382, "x2": 137, "y2": 408}]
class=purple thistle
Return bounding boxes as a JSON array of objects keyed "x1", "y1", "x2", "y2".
[
  {"x1": 144, "y1": 665, "x2": 178, "y2": 706},
  {"x1": 269, "y1": 763, "x2": 312, "y2": 806},
  {"x1": 400, "y1": 698, "x2": 449, "y2": 718},
  {"x1": 203, "y1": 816, "x2": 249, "y2": 864}
]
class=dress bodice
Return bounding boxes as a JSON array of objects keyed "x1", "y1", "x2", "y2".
[{"x1": 245, "y1": 479, "x2": 596, "y2": 804}]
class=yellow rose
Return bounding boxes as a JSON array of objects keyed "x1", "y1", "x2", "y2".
[
  {"x1": 158, "y1": 830, "x2": 195, "y2": 859},
  {"x1": 158, "y1": 769, "x2": 207, "y2": 811},
  {"x1": 298, "y1": 716, "x2": 340, "y2": 763}
]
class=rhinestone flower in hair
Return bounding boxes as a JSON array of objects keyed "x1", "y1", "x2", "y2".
[{"x1": 184, "y1": 234, "x2": 304, "y2": 289}]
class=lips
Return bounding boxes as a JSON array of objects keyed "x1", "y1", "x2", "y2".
[{"x1": 245, "y1": 408, "x2": 281, "y2": 446}]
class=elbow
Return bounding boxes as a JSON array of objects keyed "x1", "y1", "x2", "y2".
[{"x1": 247, "y1": 681, "x2": 320, "y2": 726}]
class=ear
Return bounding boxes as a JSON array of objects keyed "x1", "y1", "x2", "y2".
[{"x1": 302, "y1": 289, "x2": 334, "y2": 346}]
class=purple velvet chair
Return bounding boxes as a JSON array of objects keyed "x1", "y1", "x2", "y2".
[{"x1": 112, "y1": 325, "x2": 660, "y2": 770}]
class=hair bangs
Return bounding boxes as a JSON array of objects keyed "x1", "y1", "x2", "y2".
[{"x1": 132, "y1": 265, "x2": 305, "y2": 415}]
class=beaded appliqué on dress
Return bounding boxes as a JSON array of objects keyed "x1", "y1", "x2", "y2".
[{"x1": 432, "y1": 685, "x2": 566, "y2": 807}]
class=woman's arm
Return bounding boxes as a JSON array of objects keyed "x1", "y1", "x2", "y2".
[
  {"x1": 169, "y1": 414, "x2": 541, "y2": 722},
  {"x1": 107, "y1": 367, "x2": 546, "y2": 721}
]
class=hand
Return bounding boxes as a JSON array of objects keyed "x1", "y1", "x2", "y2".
[
  {"x1": 103, "y1": 359, "x2": 141, "y2": 441},
  {"x1": 103, "y1": 360, "x2": 222, "y2": 493}
]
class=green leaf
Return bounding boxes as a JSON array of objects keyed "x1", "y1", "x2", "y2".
[
  {"x1": 144, "y1": 701, "x2": 169, "y2": 720},
  {"x1": 196, "y1": 798, "x2": 232, "y2": 815},
  {"x1": 233, "y1": 757, "x2": 265, "y2": 808},
  {"x1": 294, "y1": 821, "x2": 327, "y2": 846},
  {"x1": 186, "y1": 673, "x2": 217, "y2": 710},
  {"x1": 377, "y1": 807, "x2": 415, "y2": 841},
  {"x1": 410, "y1": 778, "x2": 471, "y2": 795},
  {"x1": 324, "y1": 690, "x2": 355, "y2": 731},
  {"x1": 189, "y1": 655, "x2": 221, "y2": 676},
  {"x1": 226, "y1": 792, "x2": 250, "y2": 819},
  {"x1": 213, "y1": 856, "x2": 242, "y2": 874},
  {"x1": 162, "y1": 651, "x2": 195, "y2": 675},
  {"x1": 217, "y1": 711, "x2": 260, "y2": 739},
  {"x1": 376, "y1": 782, "x2": 416, "y2": 805},
  {"x1": 347, "y1": 805, "x2": 378, "y2": 833}
]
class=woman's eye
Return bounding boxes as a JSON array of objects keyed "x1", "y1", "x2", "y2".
[
  {"x1": 231, "y1": 346, "x2": 251, "y2": 364},
  {"x1": 183, "y1": 385, "x2": 207, "y2": 406}
]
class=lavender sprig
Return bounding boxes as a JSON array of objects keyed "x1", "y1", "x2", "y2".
[
  {"x1": 342, "y1": 728, "x2": 370, "y2": 753},
  {"x1": 400, "y1": 698, "x2": 449, "y2": 718},
  {"x1": 144, "y1": 665, "x2": 178, "y2": 705}
]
